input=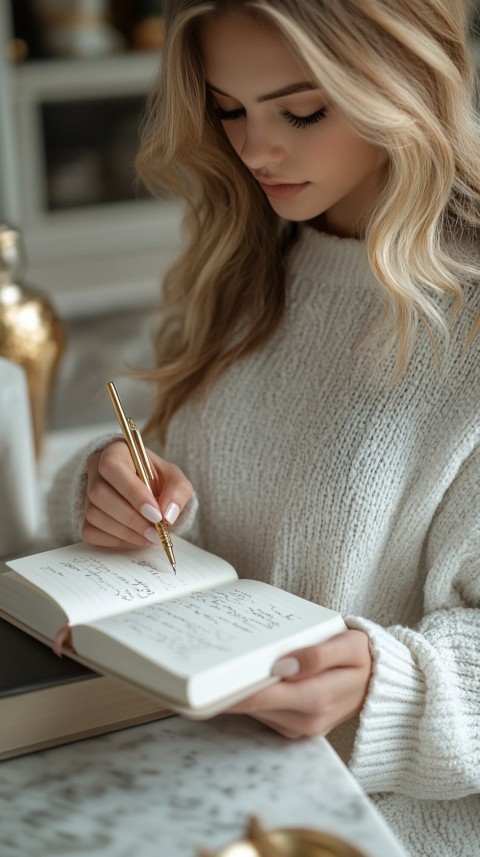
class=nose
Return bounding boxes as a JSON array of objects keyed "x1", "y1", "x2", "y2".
[{"x1": 236, "y1": 118, "x2": 284, "y2": 172}]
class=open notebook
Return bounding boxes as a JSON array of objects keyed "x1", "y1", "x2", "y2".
[{"x1": 1, "y1": 535, "x2": 346, "y2": 717}]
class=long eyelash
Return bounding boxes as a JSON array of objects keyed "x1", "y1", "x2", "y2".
[
  {"x1": 213, "y1": 106, "x2": 245, "y2": 121},
  {"x1": 283, "y1": 108, "x2": 327, "y2": 129},
  {"x1": 212, "y1": 104, "x2": 327, "y2": 128}
]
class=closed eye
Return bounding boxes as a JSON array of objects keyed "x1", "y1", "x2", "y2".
[
  {"x1": 213, "y1": 105, "x2": 246, "y2": 121},
  {"x1": 212, "y1": 104, "x2": 327, "y2": 129},
  {"x1": 283, "y1": 107, "x2": 326, "y2": 128}
]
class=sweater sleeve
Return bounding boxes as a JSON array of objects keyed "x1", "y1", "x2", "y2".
[
  {"x1": 46, "y1": 433, "x2": 199, "y2": 545},
  {"x1": 346, "y1": 442, "x2": 480, "y2": 800}
]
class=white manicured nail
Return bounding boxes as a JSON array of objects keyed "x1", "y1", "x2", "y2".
[
  {"x1": 272, "y1": 657, "x2": 300, "y2": 678},
  {"x1": 164, "y1": 502, "x2": 180, "y2": 525},
  {"x1": 140, "y1": 503, "x2": 162, "y2": 524},
  {"x1": 144, "y1": 526, "x2": 160, "y2": 544}
]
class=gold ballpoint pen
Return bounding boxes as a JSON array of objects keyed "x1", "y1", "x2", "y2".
[{"x1": 106, "y1": 381, "x2": 176, "y2": 573}]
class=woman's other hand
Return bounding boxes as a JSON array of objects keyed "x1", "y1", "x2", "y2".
[
  {"x1": 82, "y1": 440, "x2": 193, "y2": 548},
  {"x1": 228, "y1": 629, "x2": 373, "y2": 738}
]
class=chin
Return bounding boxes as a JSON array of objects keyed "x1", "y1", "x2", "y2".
[{"x1": 268, "y1": 200, "x2": 326, "y2": 223}]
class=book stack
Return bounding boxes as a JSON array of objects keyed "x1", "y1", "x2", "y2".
[{"x1": 0, "y1": 617, "x2": 171, "y2": 761}]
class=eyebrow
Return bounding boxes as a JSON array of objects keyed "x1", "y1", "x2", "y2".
[{"x1": 206, "y1": 81, "x2": 318, "y2": 103}]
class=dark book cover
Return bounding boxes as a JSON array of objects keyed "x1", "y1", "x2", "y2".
[{"x1": 0, "y1": 617, "x2": 99, "y2": 698}]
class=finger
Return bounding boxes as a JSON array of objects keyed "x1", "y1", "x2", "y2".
[
  {"x1": 273, "y1": 630, "x2": 371, "y2": 681},
  {"x1": 252, "y1": 708, "x2": 326, "y2": 738},
  {"x1": 94, "y1": 443, "x2": 163, "y2": 522},
  {"x1": 248, "y1": 691, "x2": 359, "y2": 737},
  {"x1": 249, "y1": 713, "x2": 302, "y2": 740},
  {"x1": 79, "y1": 522, "x2": 133, "y2": 549},
  {"x1": 95, "y1": 444, "x2": 193, "y2": 527},
  {"x1": 233, "y1": 669, "x2": 366, "y2": 737},
  {"x1": 86, "y1": 461, "x2": 162, "y2": 538},
  {"x1": 148, "y1": 455, "x2": 193, "y2": 526},
  {"x1": 83, "y1": 503, "x2": 161, "y2": 548},
  {"x1": 230, "y1": 667, "x2": 361, "y2": 717},
  {"x1": 86, "y1": 465, "x2": 159, "y2": 542}
]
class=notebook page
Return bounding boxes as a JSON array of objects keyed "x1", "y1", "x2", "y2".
[
  {"x1": 74, "y1": 579, "x2": 345, "y2": 707},
  {"x1": 6, "y1": 537, "x2": 237, "y2": 626}
]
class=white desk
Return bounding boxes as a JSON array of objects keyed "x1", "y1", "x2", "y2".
[
  {"x1": 0, "y1": 715, "x2": 407, "y2": 857},
  {"x1": 0, "y1": 426, "x2": 407, "y2": 857}
]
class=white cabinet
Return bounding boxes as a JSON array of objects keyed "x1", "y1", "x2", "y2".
[{"x1": 0, "y1": 4, "x2": 182, "y2": 317}]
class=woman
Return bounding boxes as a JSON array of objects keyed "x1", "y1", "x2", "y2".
[{"x1": 48, "y1": 2, "x2": 480, "y2": 854}]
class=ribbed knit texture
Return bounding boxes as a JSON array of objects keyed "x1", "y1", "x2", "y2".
[{"x1": 47, "y1": 227, "x2": 480, "y2": 857}]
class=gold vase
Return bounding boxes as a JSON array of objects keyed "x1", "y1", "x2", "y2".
[{"x1": 0, "y1": 224, "x2": 65, "y2": 458}]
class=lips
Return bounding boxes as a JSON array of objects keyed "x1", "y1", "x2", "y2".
[{"x1": 258, "y1": 180, "x2": 310, "y2": 199}]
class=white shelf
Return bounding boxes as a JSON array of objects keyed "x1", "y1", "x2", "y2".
[
  {"x1": 27, "y1": 199, "x2": 184, "y2": 318},
  {"x1": 0, "y1": 0, "x2": 179, "y2": 317},
  {"x1": 13, "y1": 52, "x2": 160, "y2": 101}
]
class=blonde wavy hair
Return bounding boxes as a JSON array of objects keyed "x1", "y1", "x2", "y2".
[{"x1": 137, "y1": 0, "x2": 480, "y2": 443}]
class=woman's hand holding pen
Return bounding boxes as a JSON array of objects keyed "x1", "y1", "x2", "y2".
[
  {"x1": 83, "y1": 440, "x2": 193, "y2": 548},
  {"x1": 228, "y1": 629, "x2": 373, "y2": 738}
]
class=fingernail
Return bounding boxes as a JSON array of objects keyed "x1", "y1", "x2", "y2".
[
  {"x1": 272, "y1": 657, "x2": 300, "y2": 678},
  {"x1": 140, "y1": 503, "x2": 162, "y2": 524},
  {"x1": 144, "y1": 526, "x2": 160, "y2": 544},
  {"x1": 164, "y1": 502, "x2": 180, "y2": 525}
]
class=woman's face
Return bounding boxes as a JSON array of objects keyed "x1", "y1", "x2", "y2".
[{"x1": 200, "y1": 10, "x2": 388, "y2": 237}]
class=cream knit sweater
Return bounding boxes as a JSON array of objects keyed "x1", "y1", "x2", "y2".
[{"x1": 48, "y1": 227, "x2": 480, "y2": 857}]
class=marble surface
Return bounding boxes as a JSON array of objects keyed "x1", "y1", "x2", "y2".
[{"x1": 0, "y1": 715, "x2": 406, "y2": 857}]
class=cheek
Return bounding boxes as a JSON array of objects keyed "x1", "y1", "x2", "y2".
[{"x1": 314, "y1": 124, "x2": 384, "y2": 179}]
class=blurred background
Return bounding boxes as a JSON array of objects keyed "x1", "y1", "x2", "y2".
[
  {"x1": 0, "y1": 0, "x2": 179, "y2": 434},
  {"x1": 0, "y1": 1, "x2": 479, "y2": 439}
]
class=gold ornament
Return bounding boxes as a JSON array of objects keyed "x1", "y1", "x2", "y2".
[{"x1": 0, "y1": 225, "x2": 65, "y2": 457}]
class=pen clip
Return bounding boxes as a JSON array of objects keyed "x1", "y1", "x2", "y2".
[
  {"x1": 106, "y1": 381, "x2": 153, "y2": 488},
  {"x1": 128, "y1": 418, "x2": 155, "y2": 484}
]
